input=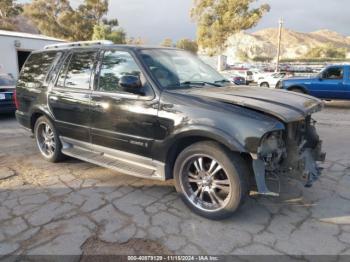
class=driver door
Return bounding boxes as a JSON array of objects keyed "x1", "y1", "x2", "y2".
[
  {"x1": 310, "y1": 66, "x2": 345, "y2": 99},
  {"x1": 90, "y1": 49, "x2": 159, "y2": 157}
]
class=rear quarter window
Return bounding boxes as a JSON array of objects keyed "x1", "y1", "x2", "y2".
[{"x1": 17, "y1": 51, "x2": 61, "y2": 89}]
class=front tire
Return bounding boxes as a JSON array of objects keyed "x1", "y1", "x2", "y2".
[
  {"x1": 174, "y1": 141, "x2": 248, "y2": 220},
  {"x1": 34, "y1": 116, "x2": 64, "y2": 163}
]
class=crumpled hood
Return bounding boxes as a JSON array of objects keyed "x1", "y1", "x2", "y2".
[{"x1": 170, "y1": 86, "x2": 324, "y2": 123}]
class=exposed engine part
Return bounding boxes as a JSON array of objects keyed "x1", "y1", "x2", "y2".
[
  {"x1": 257, "y1": 131, "x2": 286, "y2": 172},
  {"x1": 252, "y1": 117, "x2": 326, "y2": 196}
]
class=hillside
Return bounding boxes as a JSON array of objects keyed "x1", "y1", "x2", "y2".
[{"x1": 222, "y1": 28, "x2": 350, "y2": 63}]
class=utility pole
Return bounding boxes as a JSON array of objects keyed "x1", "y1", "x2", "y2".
[{"x1": 276, "y1": 17, "x2": 284, "y2": 72}]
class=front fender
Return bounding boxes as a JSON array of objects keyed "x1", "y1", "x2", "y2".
[
  {"x1": 168, "y1": 125, "x2": 247, "y2": 152},
  {"x1": 153, "y1": 91, "x2": 286, "y2": 162}
]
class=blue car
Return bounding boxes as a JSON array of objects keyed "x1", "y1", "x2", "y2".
[{"x1": 280, "y1": 65, "x2": 350, "y2": 100}]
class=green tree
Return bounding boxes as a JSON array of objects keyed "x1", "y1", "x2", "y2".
[
  {"x1": 106, "y1": 28, "x2": 126, "y2": 44},
  {"x1": 176, "y1": 38, "x2": 198, "y2": 53},
  {"x1": 81, "y1": 0, "x2": 108, "y2": 23},
  {"x1": 192, "y1": 0, "x2": 270, "y2": 54},
  {"x1": 236, "y1": 49, "x2": 249, "y2": 62},
  {"x1": 92, "y1": 22, "x2": 126, "y2": 44},
  {"x1": 160, "y1": 38, "x2": 173, "y2": 47},
  {"x1": 0, "y1": 0, "x2": 22, "y2": 30},
  {"x1": 252, "y1": 56, "x2": 273, "y2": 62},
  {"x1": 305, "y1": 44, "x2": 346, "y2": 59},
  {"x1": 23, "y1": 0, "x2": 112, "y2": 41},
  {"x1": 126, "y1": 37, "x2": 146, "y2": 45}
]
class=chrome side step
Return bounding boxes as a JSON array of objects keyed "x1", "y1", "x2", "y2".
[{"x1": 60, "y1": 137, "x2": 166, "y2": 181}]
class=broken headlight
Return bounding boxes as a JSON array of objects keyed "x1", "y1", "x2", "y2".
[{"x1": 258, "y1": 131, "x2": 286, "y2": 171}]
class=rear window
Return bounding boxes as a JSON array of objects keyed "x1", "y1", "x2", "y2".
[
  {"x1": 17, "y1": 52, "x2": 60, "y2": 88},
  {"x1": 0, "y1": 74, "x2": 15, "y2": 86}
]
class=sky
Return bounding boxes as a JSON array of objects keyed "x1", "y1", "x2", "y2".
[{"x1": 18, "y1": 0, "x2": 350, "y2": 44}]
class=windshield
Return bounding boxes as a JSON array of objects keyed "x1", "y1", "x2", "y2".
[
  {"x1": 0, "y1": 74, "x2": 15, "y2": 86},
  {"x1": 139, "y1": 49, "x2": 229, "y2": 89}
]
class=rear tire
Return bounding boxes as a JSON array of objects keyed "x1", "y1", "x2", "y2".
[
  {"x1": 34, "y1": 116, "x2": 64, "y2": 163},
  {"x1": 289, "y1": 87, "x2": 306, "y2": 94},
  {"x1": 260, "y1": 82, "x2": 269, "y2": 88},
  {"x1": 174, "y1": 141, "x2": 248, "y2": 220}
]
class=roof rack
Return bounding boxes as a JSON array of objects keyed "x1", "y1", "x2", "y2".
[{"x1": 44, "y1": 40, "x2": 114, "y2": 50}]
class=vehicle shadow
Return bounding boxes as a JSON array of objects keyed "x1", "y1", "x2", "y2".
[{"x1": 0, "y1": 112, "x2": 15, "y2": 121}]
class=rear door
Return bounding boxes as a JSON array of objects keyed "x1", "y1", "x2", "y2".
[{"x1": 49, "y1": 49, "x2": 99, "y2": 142}]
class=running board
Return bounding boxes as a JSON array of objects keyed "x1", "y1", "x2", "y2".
[{"x1": 60, "y1": 138, "x2": 165, "y2": 181}]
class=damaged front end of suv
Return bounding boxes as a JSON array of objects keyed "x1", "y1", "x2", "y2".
[{"x1": 252, "y1": 116, "x2": 326, "y2": 196}]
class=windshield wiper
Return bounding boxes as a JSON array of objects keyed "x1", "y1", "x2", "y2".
[{"x1": 180, "y1": 81, "x2": 221, "y2": 87}]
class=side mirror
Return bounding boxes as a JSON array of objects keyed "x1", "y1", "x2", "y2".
[{"x1": 119, "y1": 75, "x2": 142, "y2": 93}]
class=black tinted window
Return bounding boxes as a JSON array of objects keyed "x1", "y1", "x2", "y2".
[
  {"x1": 98, "y1": 50, "x2": 143, "y2": 92},
  {"x1": 58, "y1": 51, "x2": 97, "y2": 89},
  {"x1": 18, "y1": 52, "x2": 58, "y2": 88},
  {"x1": 323, "y1": 67, "x2": 343, "y2": 79},
  {"x1": 56, "y1": 54, "x2": 72, "y2": 87}
]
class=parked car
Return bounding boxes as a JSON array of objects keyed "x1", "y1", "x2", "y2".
[
  {"x1": 258, "y1": 72, "x2": 286, "y2": 88},
  {"x1": 219, "y1": 72, "x2": 246, "y2": 85},
  {"x1": 250, "y1": 69, "x2": 273, "y2": 83},
  {"x1": 231, "y1": 70, "x2": 254, "y2": 84},
  {"x1": 280, "y1": 65, "x2": 350, "y2": 99},
  {"x1": 0, "y1": 74, "x2": 16, "y2": 113},
  {"x1": 232, "y1": 75, "x2": 246, "y2": 85},
  {"x1": 16, "y1": 41, "x2": 325, "y2": 220}
]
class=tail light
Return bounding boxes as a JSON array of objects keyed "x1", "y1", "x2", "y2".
[{"x1": 13, "y1": 89, "x2": 19, "y2": 109}]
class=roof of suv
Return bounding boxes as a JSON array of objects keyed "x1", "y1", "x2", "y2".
[{"x1": 38, "y1": 43, "x2": 180, "y2": 53}]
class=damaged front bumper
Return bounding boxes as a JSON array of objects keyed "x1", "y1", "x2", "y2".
[{"x1": 251, "y1": 117, "x2": 326, "y2": 196}]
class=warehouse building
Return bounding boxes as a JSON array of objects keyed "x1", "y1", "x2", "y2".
[{"x1": 0, "y1": 30, "x2": 65, "y2": 79}]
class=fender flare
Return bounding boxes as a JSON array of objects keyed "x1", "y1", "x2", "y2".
[
  {"x1": 29, "y1": 105, "x2": 55, "y2": 130},
  {"x1": 288, "y1": 85, "x2": 309, "y2": 94},
  {"x1": 165, "y1": 125, "x2": 248, "y2": 153}
]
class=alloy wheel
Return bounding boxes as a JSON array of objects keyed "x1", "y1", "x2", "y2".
[
  {"x1": 180, "y1": 155, "x2": 232, "y2": 212},
  {"x1": 36, "y1": 122, "x2": 56, "y2": 158}
]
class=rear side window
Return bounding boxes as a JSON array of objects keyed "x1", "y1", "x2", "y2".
[
  {"x1": 56, "y1": 51, "x2": 97, "y2": 90},
  {"x1": 18, "y1": 52, "x2": 59, "y2": 88}
]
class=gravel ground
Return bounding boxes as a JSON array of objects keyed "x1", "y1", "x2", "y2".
[{"x1": 0, "y1": 101, "x2": 350, "y2": 257}]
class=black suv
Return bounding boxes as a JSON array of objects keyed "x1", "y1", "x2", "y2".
[{"x1": 16, "y1": 41, "x2": 325, "y2": 219}]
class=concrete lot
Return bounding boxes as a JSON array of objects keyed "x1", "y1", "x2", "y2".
[{"x1": 0, "y1": 101, "x2": 350, "y2": 257}]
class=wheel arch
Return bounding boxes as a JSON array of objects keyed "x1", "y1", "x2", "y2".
[
  {"x1": 287, "y1": 85, "x2": 308, "y2": 94},
  {"x1": 260, "y1": 82, "x2": 269, "y2": 87},
  {"x1": 163, "y1": 128, "x2": 248, "y2": 179},
  {"x1": 30, "y1": 106, "x2": 55, "y2": 132}
]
